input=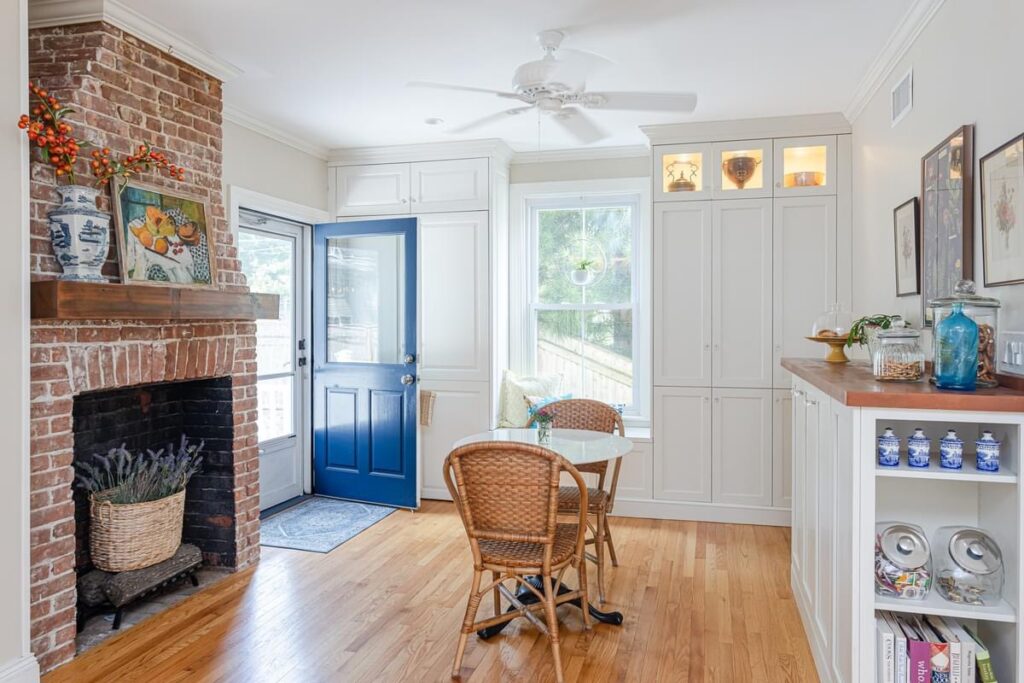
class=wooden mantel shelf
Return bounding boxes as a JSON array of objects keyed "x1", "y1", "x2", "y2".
[
  {"x1": 31, "y1": 280, "x2": 279, "y2": 321},
  {"x1": 782, "y1": 358, "x2": 1024, "y2": 413}
]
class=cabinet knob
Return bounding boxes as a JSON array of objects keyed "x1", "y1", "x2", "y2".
[
  {"x1": 410, "y1": 197, "x2": 417, "y2": 202},
  {"x1": 401, "y1": 198, "x2": 408, "y2": 204}
]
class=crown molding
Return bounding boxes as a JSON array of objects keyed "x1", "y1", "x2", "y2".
[
  {"x1": 511, "y1": 144, "x2": 650, "y2": 165},
  {"x1": 641, "y1": 113, "x2": 851, "y2": 146},
  {"x1": 28, "y1": 0, "x2": 243, "y2": 81},
  {"x1": 223, "y1": 105, "x2": 328, "y2": 160},
  {"x1": 328, "y1": 139, "x2": 515, "y2": 167},
  {"x1": 843, "y1": 0, "x2": 946, "y2": 123}
]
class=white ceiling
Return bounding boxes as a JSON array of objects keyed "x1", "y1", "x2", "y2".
[{"x1": 124, "y1": 0, "x2": 913, "y2": 152}]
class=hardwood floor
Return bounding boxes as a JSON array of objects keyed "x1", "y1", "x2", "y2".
[{"x1": 45, "y1": 501, "x2": 818, "y2": 682}]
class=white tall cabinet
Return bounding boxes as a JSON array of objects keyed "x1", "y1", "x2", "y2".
[
  {"x1": 639, "y1": 115, "x2": 852, "y2": 525},
  {"x1": 327, "y1": 142, "x2": 511, "y2": 502}
]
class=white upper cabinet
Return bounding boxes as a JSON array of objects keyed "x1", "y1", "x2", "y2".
[
  {"x1": 653, "y1": 144, "x2": 714, "y2": 202},
  {"x1": 711, "y1": 387, "x2": 773, "y2": 507},
  {"x1": 410, "y1": 159, "x2": 489, "y2": 213},
  {"x1": 772, "y1": 196, "x2": 836, "y2": 387},
  {"x1": 712, "y1": 198, "x2": 773, "y2": 388},
  {"x1": 654, "y1": 202, "x2": 712, "y2": 386},
  {"x1": 335, "y1": 163, "x2": 410, "y2": 216},
  {"x1": 418, "y1": 211, "x2": 489, "y2": 381},
  {"x1": 713, "y1": 139, "x2": 774, "y2": 199},
  {"x1": 773, "y1": 135, "x2": 837, "y2": 197},
  {"x1": 653, "y1": 386, "x2": 712, "y2": 502}
]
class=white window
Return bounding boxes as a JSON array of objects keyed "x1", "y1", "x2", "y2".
[{"x1": 510, "y1": 179, "x2": 650, "y2": 424}]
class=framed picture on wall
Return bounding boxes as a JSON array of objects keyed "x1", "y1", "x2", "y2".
[
  {"x1": 981, "y1": 133, "x2": 1024, "y2": 286},
  {"x1": 920, "y1": 124, "x2": 974, "y2": 324},
  {"x1": 893, "y1": 197, "x2": 920, "y2": 296},
  {"x1": 113, "y1": 180, "x2": 217, "y2": 287}
]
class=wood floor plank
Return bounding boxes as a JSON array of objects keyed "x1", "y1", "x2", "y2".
[{"x1": 43, "y1": 501, "x2": 818, "y2": 683}]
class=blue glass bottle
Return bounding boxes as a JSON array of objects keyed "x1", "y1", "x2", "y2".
[{"x1": 933, "y1": 302, "x2": 978, "y2": 390}]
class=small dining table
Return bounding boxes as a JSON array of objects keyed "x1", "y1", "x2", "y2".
[{"x1": 452, "y1": 428, "x2": 634, "y2": 638}]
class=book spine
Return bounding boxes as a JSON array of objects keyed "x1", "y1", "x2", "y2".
[
  {"x1": 976, "y1": 653, "x2": 996, "y2": 683},
  {"x1": 909, "y1": 641, "x2": 931, "y2": 683}
]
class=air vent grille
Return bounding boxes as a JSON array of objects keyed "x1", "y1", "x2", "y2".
[{"x1": 891, "y1": 69, "x2": 913, "y2": 127}]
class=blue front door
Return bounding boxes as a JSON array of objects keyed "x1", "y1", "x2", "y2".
[{"x1": 313, "y1": 218, "x2": 417, "y2": 508}]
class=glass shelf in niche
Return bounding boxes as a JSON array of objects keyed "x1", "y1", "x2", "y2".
[
  {"x1": 662, "y1": 152, "x2": 704, "y2": 194},
  {"x1": 782, "y1": 145, "x2": 828, "y2": 188},
  {"x1": 720, "y1": 148, "x2": 765, "y2": 191}
]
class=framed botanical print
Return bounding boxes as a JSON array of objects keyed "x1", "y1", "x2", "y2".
[
  {"x1": 893, "y1": 197, "x2": 919, "y2": 296},
  {"x1": 113, "y1": 181, "x2": 217, "y2": 287},
  {"x1": 981, "y1": 133, "x2": 1024, "y2": 286},
  {"x1": 920, "y1": 124, "x2": 974, "y2": 324}
]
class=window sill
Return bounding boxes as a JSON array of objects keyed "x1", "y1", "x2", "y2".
[{"x1": 623, "y1": 426, "x2": 651, "y2": 443}]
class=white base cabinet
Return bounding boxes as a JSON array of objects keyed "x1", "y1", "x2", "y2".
[
  {"x1": 419, "y1": 380, "x2": 492, "y2": 501},
  {"x1": 653, "y1": 387, "x2": 712, "y2": 503},
  {"x1": 712, "y1": 388, "x2": 773, "y2": 507}
]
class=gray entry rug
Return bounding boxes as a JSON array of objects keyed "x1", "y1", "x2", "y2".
[{"x1": 260, "y1": 496, "x2": 397, "y2": 553}]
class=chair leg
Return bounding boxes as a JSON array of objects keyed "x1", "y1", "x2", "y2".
[
  {"x1": 605, "y1": 519, "x2": 619, "y2": 567},
  {"x1": 452, "y1": 570, "x2": 483, "y2": 679},
  {"x1": 578, "y1": 558, "x2": 592, "y2": 631},
  {"x1": 541, "y1": 573, "x2": 565, "y2": 683},
  {"x1": 595, "y1": 509, "x2": 607, "y2": 604},
  {"x1": 491, "y1": 571, "x2": 502, "y2": 618}
]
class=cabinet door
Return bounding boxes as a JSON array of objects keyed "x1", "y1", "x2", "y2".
[
  {"x1": 419, "y1": 380, "x2": 491, "y2": 500},
  {"x1": 335, "y1": 164, "x2": 410, "y2": 216},
  {"x1": 772, "y1": 388, "x2": 793, "y2": 508},
  {"x1": 773, "y1": 196, "x2": 837, "y2": 387},
  {"x1": 713, "y1": 139, "x2": 774, "y2": 199},
  {"x1": 410, "y1": 159, "x2": 489, "y2": 213},
  {"x1": 613, "y1": 441, "x2": 652, "y2": 502},
  {"x1": 800, "y1": 389, "x2": 820, "y2": 609},
  {"x1": 773, "y1": 135, "x2": 837, "y2": 197},
  {"x1": 711, "y1": 388, "x2": 772, "y2": 506},
  {"x1": 830, "y1": 400, "x2": 854, "y2": 683},
  {"x1": 790, "y1": 383, "x2": 807, "y2": 583},
  {"x1": 653, "y1": 144, "x2": 714, "y2": 201},
  {"x1": 653, "y1": 387, "x2": 711, "y2": 502},
  {"x1": 712, "y1": 199, "x2": 773, "y2": 387},
  {"x1": 418, "y1": 211, "x2": 489, "y2": 381},
  {"x1": 814, "y1": 389, "x2": 834, "y2": 656},
  {"x1": 654, "y1": 202, "x2": 712, "y2": 386}
]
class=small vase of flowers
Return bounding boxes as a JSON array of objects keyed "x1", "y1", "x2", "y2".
[{"x1": 533, "y1": 405, "x2": 557, "y2": 444}]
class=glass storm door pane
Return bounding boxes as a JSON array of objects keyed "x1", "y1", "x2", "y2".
[{"x1": 326, "y1": 234, "x2": 405, "y2": 364}]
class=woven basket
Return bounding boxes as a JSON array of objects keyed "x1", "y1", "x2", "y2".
[
  {"x1": 89, "y1": 489, "x2": 186, "y2": 572},
  {"x1": 420, "y1": 390, "x2": 437, "y2": 427}
]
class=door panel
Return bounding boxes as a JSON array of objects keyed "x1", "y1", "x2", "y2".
[
  {"x1": 615, "y1": 442, "x2": 653, "y2": 501},
  {"x1": 713, "y1": 199, "x2": 773, "y2": 387},
  {"x1": 419, "y1": 379, "x2": 491, "y2": 500},
  {"x1": 814, "y1": 390, "x2": 834, "y2": 653},
  {"x1": 335, "y1": 164, "x2": 410, "y2": 217},
  {"x1": 654, "y1": 202, "x2": 712, "y2": 386},
  {"x1": 410, "y1": 159, "x2": 488, "y2": 213},
  {"x1": 801, "y1": 390, "x2": 820, "y2": 608},
  {"x1": 653, "y1": 387, "x2": 711, "y2": 502},
  {"x1": 773, "y1": 196, "x2": 836, "y2": 387},
  {"x1": 314, "y1": 218, "x2": 418, "y2": 508},
  {"x1": 773, "y1": 389, "x2": 794, "y2": 508},
  {"x1": 711, "y1": 388, "x2": 772, "y2": 506}
]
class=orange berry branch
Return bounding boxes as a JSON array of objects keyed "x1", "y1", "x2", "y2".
[
  {"x1": 91, "y1": 143, "x2": 186, "y2": 193},
  {"x1": 17, "y1": 82, "x2": 83, "y2": 183}
]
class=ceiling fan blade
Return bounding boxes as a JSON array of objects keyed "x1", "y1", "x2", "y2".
[
  {"x1": 552, "y1": 107, "x2": 607, "y2": 144},
  {"x1": 406, "y1": 81, "x2": 520, "y2": 99},
  {"x1": 586, "y1": 91, "x2": 697, "y2": 112},
  {"x1": 549, "y1": 48, "x2": 612, "y2": 87},
  {"x1": 448, "y1": 106, "x2": 534, "y2": 134}
]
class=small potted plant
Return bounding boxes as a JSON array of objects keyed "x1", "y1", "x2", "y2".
[
  {"x1": 570, "y1": 258, "x2": 596, "y2": 286},
  {"x1": 533, "y1": 404, "x2": 557, "y2": 444},
  {"x1": 846, "y1": 314, "x2": 903, "y2": 359},
  {"x1": 75, "y1": 436, "x2": 204, "y2": 572}
]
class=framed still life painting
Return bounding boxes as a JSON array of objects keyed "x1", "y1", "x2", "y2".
[
  {"x1": 113, "y1": 181, "x2": 216, "y2": 287},
  {"x1": 920, "y1": 124, "x2": 974, "y2": 324},
  {"x1": 981, "y1": 133, "x2": 1024, "y2": 286},
  {"x1": 893, "y1": 197, "x2": 919, "y2": 296}
]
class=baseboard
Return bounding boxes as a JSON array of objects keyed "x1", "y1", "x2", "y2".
[
  {"x1": 421, "y1": 487, "x2": 452, "y2": 502},
  {"x1": 612, "y1": 498, "x2": 791, "y2": 526},
  {"x1": 792, "y1": 567, "x2": 833, "y2": 683},
  {"x1": 0, "y1": 655, "x2": 39, "y2": 683}
]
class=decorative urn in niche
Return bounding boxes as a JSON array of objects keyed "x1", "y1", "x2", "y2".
[
  {"x1": 722, "y1": 155, "x2": 761, "y2": 189},
  {"x1": 47, "y1": 184, "x2": 111, "y2": 282}
]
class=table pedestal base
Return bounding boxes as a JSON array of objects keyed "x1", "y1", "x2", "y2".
[{"x1": 475, "y1": 576, "x2": 623, "y2": 639}]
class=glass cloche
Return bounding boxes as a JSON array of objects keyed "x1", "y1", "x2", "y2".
[
  {"x1": 928, "y1": 280, "x2": 1001, "y2": 387},
  {"x1": 811, "y1": 302, "x2": 853, "y2": 340}
]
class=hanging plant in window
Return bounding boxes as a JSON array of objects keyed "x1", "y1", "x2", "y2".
[{"x1": 563, "y1": 237, "x2": 607, "y2": 287}]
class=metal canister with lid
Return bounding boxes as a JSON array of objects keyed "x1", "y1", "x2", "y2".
[
  {"x1": 933, "y1": 526, "x2": 1004, "y2": 606},
  {"x1": 874, "y1": 522, "x2": 932, "y2": 600}
]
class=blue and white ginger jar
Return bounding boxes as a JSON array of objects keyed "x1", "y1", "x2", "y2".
[
  {"x1": 939, "y1": 429, "x2": 964, "y2": 469},
  {"x1": 877, "y1": 427, "x2": 900, "y2": 467},
  {"x1": 976, "y1": 431, "x2": 1001, "y2": 472},
  {"x1": 47, "y1": 184, "x2": 110, "y2": 282},
  {"x1": 907, "y1": 428, "x2": 931, "y2": 468}
]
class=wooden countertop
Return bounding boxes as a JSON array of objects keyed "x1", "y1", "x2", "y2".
[{"x1": 781, "y1": 358, "x2": 1024, "y2": 412}]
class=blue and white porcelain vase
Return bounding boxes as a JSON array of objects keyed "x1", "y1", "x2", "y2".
[
  {"x1": 877, "y1": 428, "x2": 900, "y2": 467},
  {"x1": 976, "y1": 431, "x2": 1001, "y2": 472},
  {"x1": 939, "y1": 429, "x2": 964, "y2": 469},
  {"x1": 46, "y1": 184, "x2": 110, "y2": 282},
  {"x1": 907, "y1": 428, "x2": 931, "y2": 468}
]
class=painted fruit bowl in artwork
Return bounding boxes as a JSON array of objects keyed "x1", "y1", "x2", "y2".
[{"x1": 126, "y1": 206, "x2": 211, "y2": 284}]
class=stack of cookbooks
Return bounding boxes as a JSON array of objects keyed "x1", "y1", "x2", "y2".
[{"x1": 876, "y1": 612, "x2": 998, "y2": 683}]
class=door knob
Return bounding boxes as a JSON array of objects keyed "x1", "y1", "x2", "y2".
[
  {"x1": 404, "y1": 353, "x2": 416, "y2": 364},
  {"x1": 401, "y1": 374, "x2": 417, "y2": 385}
]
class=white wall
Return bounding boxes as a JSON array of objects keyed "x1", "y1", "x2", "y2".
[
  {"x1": 510, "y1": 156, "x2": 649, "y2": 184},
  {"x1": 0, "y1": 1, "x2": 38, "y2": 681},
  {"x1": 852, "y1": 0, "x2": 1024, "y2": 331},
  {"x1": 222, "y1": 120, "x2": 328, "y2": 212}
]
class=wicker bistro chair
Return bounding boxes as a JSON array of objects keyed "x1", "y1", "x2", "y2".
[
  {"x1": 527, "y1": 398, "x2": 625, "y2": 604},
  {"x1": 444, "y1": 442, "x2": 591, "y2": 683}
]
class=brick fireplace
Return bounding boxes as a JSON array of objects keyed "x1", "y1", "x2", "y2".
[{"x1": 28, "y1": 22, "x2": 260, "y2": 672}]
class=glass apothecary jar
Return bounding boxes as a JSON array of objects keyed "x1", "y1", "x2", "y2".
[
  {"x1": 929, "y1": 280, "x2": 1001, "y2": 387},
  {"x1": 875, "y1": 522, "x2": 932, "y2": 600},
  {"x1": 873, "y1": 326, "x2": 925, "y2": 382},
  {"x1": 933, "y1": 526, "x2": 1004, "y2": 606}
]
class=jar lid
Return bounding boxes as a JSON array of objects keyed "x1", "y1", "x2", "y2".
[
  {"x1": 878, "y1": 327, "x2": 920, "y2": 340},
  {"x1": 928, "y1": 279, "x2": 1001, "y2": 309},
  {"x1": 949, "y1": 529, "x2": 1002, "y2": 575},
  {"x1": 880, "y1": 524, "x2": 930, "y2": 569}
]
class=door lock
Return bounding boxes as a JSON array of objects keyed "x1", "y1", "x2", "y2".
[{"x1": 401, "y1": 374, "x2": 417, "y2": 385}]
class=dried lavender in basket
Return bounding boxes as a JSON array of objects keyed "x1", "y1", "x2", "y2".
[{"x1": 75, "y1": 435, "x2": 204, "y2": 504}]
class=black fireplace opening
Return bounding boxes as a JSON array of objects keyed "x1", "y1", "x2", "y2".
[{"x1": 71, "y1": 376, "x2": 237, "y2": 573}]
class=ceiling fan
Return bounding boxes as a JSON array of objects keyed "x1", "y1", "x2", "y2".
[{"x1": 408, "y1": 29, "x2": 697, "y2": 144}]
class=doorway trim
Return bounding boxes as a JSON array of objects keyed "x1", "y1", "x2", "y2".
[{"x1": 228, "y1": 186, "x2": 328, "y2": 496}]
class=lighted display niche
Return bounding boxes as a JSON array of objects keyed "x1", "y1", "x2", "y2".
[
  {"x1": 720, "y1": 148, "x2": 765, "y2": 191},
  {"x1": 662, "y1": 151, "x2": 704, "y2": 193},
  {"x1": 782, "y1": 145, "x2": 828, "y2": 188}
]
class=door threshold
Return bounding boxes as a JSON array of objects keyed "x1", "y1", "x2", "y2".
[{"x1": 260, "y1": 494, "x2": 313, "y2": 520}]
